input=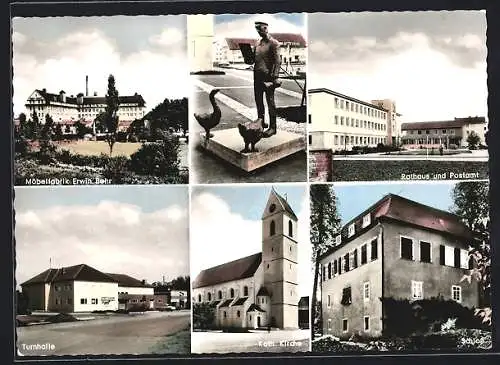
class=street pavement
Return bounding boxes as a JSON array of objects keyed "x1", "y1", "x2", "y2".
[
  {"x1": 192, "y1": 329, "x2": 310, "y2": 354},
  {"x1": 17, "y1": 310, "x2": 190, "y2": 356},
  {"x1": 190, "y1": 68, "x2": 307, "y2": 183}
]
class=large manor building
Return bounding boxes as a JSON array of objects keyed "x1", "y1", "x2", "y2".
[
  {"x1": 192, "y1": 188, "x2": 300, "y2": 329},
  {"x1": 23, "y1": 76, "x2": 146, "y2": 132},
  {"x1": 319, "y1": 194, "x2": 479, "y2": 338},
  {"x1": 308, "y1": 88, "x2": 401, "y2": 151}
]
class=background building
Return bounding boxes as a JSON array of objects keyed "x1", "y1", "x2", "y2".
[
  {"x1": 213, "y1": 33, "x2": 307, "y2": 73},
  {"x1": 401, "y1": 116, "x2": 487, "y2": 149},
  {"x1": 24, "y1": 76, "x2": 146, "y2": 133},
  {"x1": 188, "y1": 14, "x2": 215, "y2": 73},
  {"x1": 308, "y1": 88, "x2": 401, "y2": 151},
  {"x1": 21, "y1": 264, "x2": 154, "y2": 313},
  {"x1": 319, "y1": 194, "x2": 479, "y2": 338},
  {"x1": 192, "y1": 188, "x2": 300, "y2": 329}
]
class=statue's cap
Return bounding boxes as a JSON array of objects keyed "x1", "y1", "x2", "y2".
[{"x1": 255, "y1": 21, "x2": 269, "y2": 27}]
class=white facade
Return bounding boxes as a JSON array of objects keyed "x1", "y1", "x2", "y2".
[
  {"x1": 193, "y1": 190, "x2": 299, "y2": 329},
  {"x1": 309, "y1": 89, "x2": 397, "y2": 151},
  {"x1": 187, "y1": 14, "x2": 215, "y2": 72},
  {"x1": 72, "y1": 281, "x2": 119, "y2": 312},
  {"x1": 24, "y1": 89, "x2": 146, "y2": 126}
]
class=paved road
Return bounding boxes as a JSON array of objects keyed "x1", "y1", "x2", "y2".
[
  {"x1": 190, "y1": 68, "x2": 307, "y2": 183},
  {"x1": 192, "y1": 329, "x2": 310, "y2": 354},
  {"x1": 17, "y1": 311, "x2": 190, "y2": 356}
]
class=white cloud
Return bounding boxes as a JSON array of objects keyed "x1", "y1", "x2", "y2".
[
  {"x1": 309, "y1": 32, "x2": 487, "y2": 122},
  {"x1": 190, "y1": 190, "x2": 311, "y2": 297},
  {"x1": 149, "y1": 28, "x2": 183, "y2": 47},
  {"x1": 12, "y1": 27, "x2": 188, "y2": 117},
  {"x1": 215, "y1": 14, "x2": 306, "y2": 40},
  {"x1": 15, "y1": 201, "x2": 189, "y2": 288}
]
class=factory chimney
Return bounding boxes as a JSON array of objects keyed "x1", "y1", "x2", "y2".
[{"x1": 85, "y1": 75, "x2": 88, "y2": 96}]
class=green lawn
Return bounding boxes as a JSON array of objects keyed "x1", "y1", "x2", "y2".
[
  {"x1": 148, "y1": 325, "x2": 191, "y2": 354},
  {"x1": 332, "y1": 160, "x2": 489, "y2": 181},
  {"x1": 57, "y1": 141, "x2": 142, "y2": 157}
]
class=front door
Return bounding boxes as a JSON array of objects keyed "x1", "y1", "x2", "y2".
[{"x1": 257, "y1": 316, "x2": 261, "y2": 327}]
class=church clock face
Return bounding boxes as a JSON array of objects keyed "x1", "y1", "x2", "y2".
[{"x1": 269, "y1": 203, "x2": 276, "y2": 213}]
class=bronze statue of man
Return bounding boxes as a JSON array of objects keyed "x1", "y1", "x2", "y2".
[{"x1": 252, "y1": 21, "x2": 281, "y2": 137}]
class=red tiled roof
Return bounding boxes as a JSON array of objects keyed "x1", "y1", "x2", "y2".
[
  {"x1": 21, "y1": 264, "x2": 117, "y2": 286},
  {"x1": 192, "y1": 253, "x2": 262, "y2": 289},
  {"x1": 225, "y1": 33, "x2": 306, "y2": 50},
  {"x1": 402, "y1": 117, "x2": 486, "y2": 130},
  {"x1": 33, "y1": 89, "x2": 145, "y2": 106},
  {"x1": 105, "y1": 273, "x2": 154, "y2": 288},
  {"x1": 320, "y1": 194, "x2": 474, "y2": 260},
  {"x1": 273, "y1": 189, "x2": 298, "y2": 221}
]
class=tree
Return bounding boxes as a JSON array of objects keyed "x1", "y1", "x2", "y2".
[
  {"x1": 451, "y1": 181, "x2": 491, "y2": 324},
  {"x1": 31, "y1": 112, "x2": 40, "y2": 139},
  {"x1": 37, "y1": 114, "x2": 57, "y2": 164},
  {"x1": 193, "y1": 302, "x2": 216, "y2": 330},
  {"x1": 54, "y1": 124, "x2": 63, "y2": 141},
  {"x1": 143, "y1": 97, "x2": 188, "y2": 133},
  {"x1": 466, "y1": 131, "x2": 481, "y2": 150},
  {"x1": 310, "y1": 184, "x2": 341, "y2": 339},
  {"x1": 103, "y1": 74, "x2": 120, "y2": 155}
]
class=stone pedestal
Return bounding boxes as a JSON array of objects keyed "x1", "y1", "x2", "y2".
[{"x1": 199, "y1": 128, "x2": 305, "y2": 172}]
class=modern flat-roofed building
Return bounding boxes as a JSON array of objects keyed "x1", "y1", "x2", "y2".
[
  {"x1": 319, "y1": 194, "x2": 479, "y2": 338},
  {"x1": 308, "y1": 88, "x2": 401, "y2": 151},
  {"x1": 401, "y1": 116, "x2": 487, "y2": 149}
]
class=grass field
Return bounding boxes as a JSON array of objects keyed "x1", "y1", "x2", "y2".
[
  {"x1": 57, "y1": 141, "x2": 142, "y2": 156},
  {"x1": 149, "y1": 325, "x2": 191, "y2": 354},
  {"x1": 332, "y1": 160, "x2": 489, "y2": 181}
]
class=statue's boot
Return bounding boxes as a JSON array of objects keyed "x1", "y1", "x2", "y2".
[
  {"x1": 263, "y1": 116, "x2": 277, "y2": 137},
  {"x1": 256, "y1": 117, "x2": 268, "y2": 129}
]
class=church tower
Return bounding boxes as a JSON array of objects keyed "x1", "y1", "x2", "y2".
[{"x1": 261, "y1": 187, "x2": 299, "y2": 329}]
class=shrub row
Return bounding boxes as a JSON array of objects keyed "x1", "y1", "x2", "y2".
[{"x1": 334, "y1": 143, "x2": 401, "y2": 155}]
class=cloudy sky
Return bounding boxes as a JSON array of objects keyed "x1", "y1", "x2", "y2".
[
  {"x1": 14, "y1": 186, "x2": 189, "y2": 288},
  {"x1": 214, "y1": 13, "x2": 306, "y2": 40},
  {"x1": 191, "y1": 185, "x2": 311, "y2": 297},
  {"x1": 308, "y1": 11, "x2": 487, "y2": 122},
  {"x1": 12, "y1": 15, "x2": 188, "y2": 117}
]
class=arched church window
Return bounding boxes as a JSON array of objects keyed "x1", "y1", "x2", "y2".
[
  {"x1": 198, "y1": 294, "x2": 202, "y2": 302},
  {"x1": 288, "y1": 220, "x2": 293, "y2": 237},
  {"x1": 207, "y1": 292, "x2": 212, "y2": 301},
  {"x1": 230, "y1": 288, "x2": 235, "y2": 298},
  {"x1": 270, "y1": 220, "x2": 276, "y2": 236},
  {"x1": 244, "y1": 286, "x2": 249, "y2": 296},
  {"x1": 218, "y1": 290, "x2": 222, "y2": 299}
]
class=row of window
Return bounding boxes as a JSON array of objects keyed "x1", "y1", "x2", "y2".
[
  {"x1": 327, "y1": 317, "x2": 371, "y2": 332},
  {"x1": 54, "y1": 284, "x2": 72, "y2": 291},
  {"x1": 332, "y1": 115, "x2": 387, "y2": 131},
  {"x1": 198, "y1": 286, "x2": 250, "y2": 302},
  {"x1": 326, "y1": 281, "x2": 463, "y2": 311},
  {"x1": 400, "y1": 236, "x2": 471, "y2": 269},
  {"x1": 407, "y1": 129, "x2": 456, "y2": 135},
  {"x1": 308, "y1": 134, "x2": 387, "y2": 147},
  {"x1": 322, "y1": 237, "x2": 378, "y2": 281},
  {"x1": 401, "y1": 138, "x2": 460, "y2": 145},
  {"x1": 333, "y1": 98, "x2": 387, "y2": 120}
]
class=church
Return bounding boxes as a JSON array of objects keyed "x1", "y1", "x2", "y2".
[{"x1": 192, "y1": 188, "x2": 300, "y2": 329}]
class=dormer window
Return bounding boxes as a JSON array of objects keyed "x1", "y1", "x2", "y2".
[
  {"x1": 362, "y1": 214, "x2": 371, "y2": 228},
  {"x1": 348, "y1": 224, "x2": 355, "y2": 237},
  {"x1": 335, "y1": 235, "x2": 341, "y2": 246}
]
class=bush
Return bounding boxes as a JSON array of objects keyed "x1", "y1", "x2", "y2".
[
  {"x1": 129, "y1": 134, "x2": 180, "y2": 178},
  {"x1": 193, "y1": 303, "x2": 215, "y2": 330},
  {"x1": 128, "y1": 303, "x2": 149, "y2": 312},
  {"x1": 221, "y1": 327, "x2": 250, "y2": 333},
  {"x1": 449, "y1": 144, "x2": 458, "y2": 150},
  {"x1": 381, "y1": 297, "x2": 487, "y2": 337},
  {"x1": 116, "y1": 131, "x2": 128, "y2": 142},
  {"x1": 102, "y1": 156, "x2": 132, "y2": 184}
]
